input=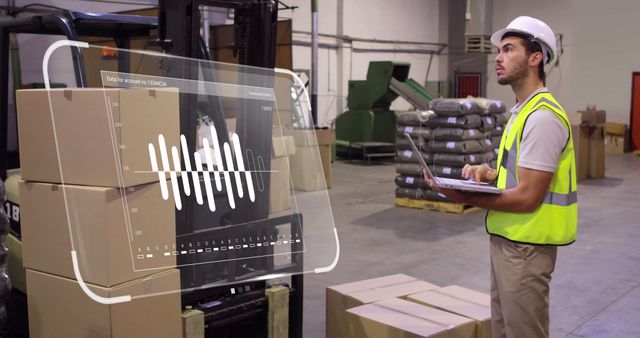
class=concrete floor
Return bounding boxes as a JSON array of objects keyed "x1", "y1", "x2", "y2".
[{"x1": 300, "y1": 153, "x2": 640, "y2": 338}]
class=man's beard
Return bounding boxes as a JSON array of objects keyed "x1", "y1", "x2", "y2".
[{"x1": 497, "y1": 60, "x2": 527, "y2": 85}]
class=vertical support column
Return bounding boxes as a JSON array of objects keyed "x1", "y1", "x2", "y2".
[
  {"x1": 157, "y1": 0, "x2": 201, "y2": 242},
  {"x1": 311, "y1": 0, "x2": 318, "y2": 127},
  {"x1": 0, "y1": 29, "x2": 8, "y2": 181}
]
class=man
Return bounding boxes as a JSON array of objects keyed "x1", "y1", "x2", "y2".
[{"x1": 425, "y1": 16, "x2": 578, "y2": 338}]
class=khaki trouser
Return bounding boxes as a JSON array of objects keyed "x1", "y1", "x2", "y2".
[{"x1": 490, "y1": 235, "x2": 557, "y2": 338}]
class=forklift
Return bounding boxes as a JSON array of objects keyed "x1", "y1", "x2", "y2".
[{"x1": 1, "y1": 1, "x2": 306, "y2": 337}]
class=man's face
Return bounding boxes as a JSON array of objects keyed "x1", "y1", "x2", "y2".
[{"x1": 495, "y1": 36, "x2": 529, "y2": 85}]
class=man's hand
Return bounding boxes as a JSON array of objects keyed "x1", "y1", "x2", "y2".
[
  {"x1": 462, "y1": 164, "x2": 497, "y2": 183},
  {"x1": 422, "y1": 169, "x2": 471, "y2": 203}
]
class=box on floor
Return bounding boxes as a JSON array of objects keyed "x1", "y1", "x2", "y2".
[
  {"x1": 406, "y1": 286, "x2": 491, "y2": 338},
  {"x1": 286, "y1": 129, "x2": 335, "y2": 191},
  {"x1": 347, "y1": 297, "x2": 476, "y2": 338},
  {"x1": 326, "y1": 274, "x2": 438, "y2": 338},
  {"x1": 605, "y1": 122, "x2": 629, "y2": 154},
  {"x1": 269, "y1": 135, "x2": 296, "y2": 214}
]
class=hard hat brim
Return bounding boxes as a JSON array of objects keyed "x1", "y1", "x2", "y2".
[
  {"x1": 490, "y1": 28, "x2": 530, "y2": 47},
  {"x1": 491, "y1": 27, "x2": 555, "y2": 65}
]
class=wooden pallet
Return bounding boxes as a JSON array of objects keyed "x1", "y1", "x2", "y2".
[{"x1": 395, "y1": 197, "x2": 481, "y2": 214}]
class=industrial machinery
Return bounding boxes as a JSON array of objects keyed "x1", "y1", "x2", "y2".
[
  {"x1": 1, "y1": 2, "x2": 311, "y2": 337},
  {"x1": 335, "y1": 61, "x2": 435, "y2": 162}
]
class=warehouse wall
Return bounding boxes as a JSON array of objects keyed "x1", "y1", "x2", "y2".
[
  {"x1": 448, "y1": 0, "x2": 489, "y2": 98},
  {"x1": 486, "y1": 0, "x2": 573, "y2": 112},
  {"x1": 279, "y1": 0, "x2": 444, "y2": 127},
  {"x1": 568, "y1": 0, "x2": 640, "y2": 124},
  {"x1": 487, "y1": 0, "x2": 638, "y2": 124}
]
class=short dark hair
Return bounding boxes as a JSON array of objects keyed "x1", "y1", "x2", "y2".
[{"x1": 502, "y1": 32, "x2": 546, "y2": 84}]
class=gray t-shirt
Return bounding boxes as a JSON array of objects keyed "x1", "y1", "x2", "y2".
[{"x1": 505, "y1": 88, "x2": 568, "y2": 173}]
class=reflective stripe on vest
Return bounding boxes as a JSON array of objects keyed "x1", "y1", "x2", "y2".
[{"x1": 487, "y1": 92, "x2": 578, "y2": 245}]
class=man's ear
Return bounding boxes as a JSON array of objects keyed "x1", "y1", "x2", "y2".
[{"x1": 529, "y1": 51, "x2": 543, "y2": 67}]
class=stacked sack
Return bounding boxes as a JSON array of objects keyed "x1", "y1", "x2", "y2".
[{"x1": 395, "y1": 97, "x2": 509, "y2": 203}]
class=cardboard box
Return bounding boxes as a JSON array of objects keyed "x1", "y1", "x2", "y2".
[
  {"x1": 26, "y1": 268, "x2": 181, "y2": 338},
  {"x1": 605, "y1": 122, "x2": 629, "y2": 154},
  {"x1": 7, "y1": 233, "x2": 26, "y2": 293},
  {"x1": 20, "y1": 181, "x2": 176, "y2": 287},
  {"x1": 16, "y1": 88, "x2": 179, "y2": 187},
  {"x1": 286, "y1": 129, "x2": 335, "y2": 191},
  {"x1": 578, "y1": 110, "x2": 606, "y2": 125},
  {"x1": 326, "y1": 274, "x2": 438, "y2": 338},
  {"x1": 407, "y1": 286, "x2": 491, "y2": 338},
  {"x1": 273, "y1": 73, "x2": 294, "y2": 127},
  {"x1": 269, "y1": 136, "x2": 296, "y2": 214},
  {"x1": 587, "y1": 125, "x2": 605, "y2": 179},
  {"x1": 574, "y1": 125, "x2": 589, "y2": 182},
  {"x1": 347, "y1": 298, "x2": 476, "y2": 338}
]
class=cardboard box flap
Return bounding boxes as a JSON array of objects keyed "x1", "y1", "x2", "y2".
[
  {"x1": 349, "y1": 280, "x2": 439, "y2": 304},
  {"x1": 438, "y1": 285, "x2": 491, "y2": 305},
  {"x1": 328, "y1": 274, "x2": 416, "y2": 295},
  {"x1": 374, "y1": 298, "x2": 473, "y2": 328},
  {"x1": 347, "y1": 304, "x2": 453, "y2": 337},
  {"x1": 407, "y1": 290, "x2": 491, "y2": 321},
  {"x1": 110, "y1": 269, "x2": 180, "y2": 297},
  {"x1": 578, "y1": 110, "x2": 606, "y2": 125},
  {"x1": 272, "y1": 136, "x2": 296, "y2": 158}
]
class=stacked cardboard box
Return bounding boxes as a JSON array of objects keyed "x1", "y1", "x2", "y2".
[
  {"x1": 326, "y1": 274, "x2": 438, "y2": 338},
  {"x1": 406, "y1": 285, "x2": 492, "y2": 338},
  {"x1": 269, "y1": 134, "x2": 296, "y2": 214},
  {"x1": 395, "y1": 98, "x2": 508, "y2": 203},
  {"x1": 286, "y1": 128, "x2": 335, "y2": 191},
  {"x1": 605, "y1": 122, "x2": 629, "y2": 154},
  {"x1": 577, "y1": 110, "x2": 606, "y2": 179},
  {"x1": 16, "y1": 88, "x2": 182, "y2": 338},
  {"x1": 326, "y1": 275, "x2": 492, "y2": 338}
]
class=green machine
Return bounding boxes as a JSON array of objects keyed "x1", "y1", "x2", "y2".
[{"x1": 336, "y1": 61, "x2": 435, "y2": 160}]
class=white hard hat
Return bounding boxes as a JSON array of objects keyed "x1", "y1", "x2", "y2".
[{"x1": 491, "y1": 16, "x2": 557, "y2": 65}]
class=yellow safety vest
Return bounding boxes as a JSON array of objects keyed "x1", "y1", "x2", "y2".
[{"x1": 486, "y1": 92, "x2": 578, "y2": 245}]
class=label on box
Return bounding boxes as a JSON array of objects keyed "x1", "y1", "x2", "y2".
[
  {"x1": 443, "y1": 167, "x2": 452, "y2": 175},
  {"x1": 403, "y1": 150, "x2": 413, "y2": 158},
  {"x1": 405, "y1": 177, "x2": 415, "y2": 184},
  {"x1": 446, "y1": 142, "x2": 455, "y2": 149},
  {"x1": 403, "y1": 126, "x2": 414, "y2": 134},
  {"x1": 447, "y1": 117, "x2": 457, "y2": 124}
]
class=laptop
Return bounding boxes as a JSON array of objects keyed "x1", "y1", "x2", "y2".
[{"x1": 404, "y1": 133, "x2": 501, "y2": 194}]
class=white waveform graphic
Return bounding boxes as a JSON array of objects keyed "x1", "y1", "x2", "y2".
[{"x1": 148, "y1": 127, "x2": 256, "y2": 211}]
